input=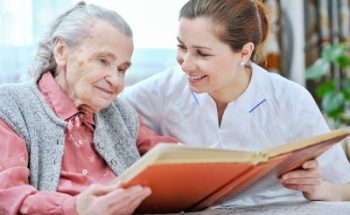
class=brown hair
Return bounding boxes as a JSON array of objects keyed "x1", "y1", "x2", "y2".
[{"x1": 179, "y1": 0, "x2": 269, "y2": 63}]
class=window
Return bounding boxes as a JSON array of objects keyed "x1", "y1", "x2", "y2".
[{"x1": 0, "y1": 0, "x2": 187, "y2": 85}]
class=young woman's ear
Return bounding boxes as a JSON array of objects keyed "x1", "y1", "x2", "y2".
[
  {"x1": 53, "y1": 38, "x2": 67, "y2": 67},
  {"x1": 240, "y1": 42, "x2": 254, "y2": 65}
]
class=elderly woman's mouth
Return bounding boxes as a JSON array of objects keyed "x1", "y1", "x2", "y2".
[{"x1": 95, "y1": 86, "x2": 114, "y2": 96}]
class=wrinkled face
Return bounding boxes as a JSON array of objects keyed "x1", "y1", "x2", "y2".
[
  {"x1": 54, "y1": 20, "x2": 133, "y2": 113},
  {"x1": 176, "y1": 17, "x2": 245, "y2": 96}
]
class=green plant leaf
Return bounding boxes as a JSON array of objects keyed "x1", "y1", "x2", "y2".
[
  {"x1": 342, "y1": 78, "x2": 350, "y2": 99},
  {"x1": 336, "y1": 54, "x2": 349, "y2": 69},
  {"x1": 341, "y1": 53, "x2": 350, "y2": 68},
  {"x1": 321, "y1": 44, "x2": 345, "y2": 62},
  {"x1": 315, "y1": 80, "x2": 336, "y2": 98},
  {"x1": 322, "y1": 91, "x2": 344, "y2": 116},
  {"x1": 305, "y1": 58, "x2": 330, "y2": 80}
]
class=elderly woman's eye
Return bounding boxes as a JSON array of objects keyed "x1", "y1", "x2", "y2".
[{"x1": 100, "y1": 58, "x2": 110, "y2": 65}]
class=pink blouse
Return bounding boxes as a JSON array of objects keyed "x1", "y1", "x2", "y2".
[{"x1": 0, "y1": 72, "x2": 178, "y2": 215}]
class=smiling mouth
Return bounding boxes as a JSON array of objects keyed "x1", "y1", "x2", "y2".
[
  {"x1": 96, "y1": 86, "x2": 114, "y2": 95},
  {"x1": 188, "y1": 75, "x2": 207, "y2": 81}
]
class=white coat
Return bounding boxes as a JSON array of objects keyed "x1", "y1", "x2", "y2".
[{"x1": 121, "y1": 63, "x2": 350, "y2": 206}]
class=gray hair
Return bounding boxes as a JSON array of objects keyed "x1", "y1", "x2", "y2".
[{"x1": 31, "y1": 1, "x2": 133, "y2": 79}]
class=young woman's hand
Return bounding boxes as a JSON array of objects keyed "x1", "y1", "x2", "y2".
[
  {"x1": 280, "y1": 159, "x2": 350, "y2": 201},
  {"x1": 76, "y1": 183, "x2": 151, "y2": 215},
  {"x1": 279, "y1": 159, "x2": 333, "y2": 200}
]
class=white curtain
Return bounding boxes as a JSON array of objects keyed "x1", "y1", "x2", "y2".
[
  {"x1": 0, "y1": 0, "x2": 72, "y2": 83},
  {"x1": 0, "y1": 0, "x2": 184, "y2": 85}
]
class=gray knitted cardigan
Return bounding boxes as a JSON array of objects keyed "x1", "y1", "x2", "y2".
[{"x1": 0, "y1": 80, "x2": 140, "y2": 191}]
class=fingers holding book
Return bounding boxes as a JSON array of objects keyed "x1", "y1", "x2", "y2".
[
  {"x1": 279, "y1": 159, "x2": 332, "y2": 201},
  {"x1": 76, "y1": 183, "x2": 151, "y2": 215}
]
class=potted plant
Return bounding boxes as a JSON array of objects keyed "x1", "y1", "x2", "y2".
[{"x1": 306, "y1": 43, "x2": 350, "y2": 128}]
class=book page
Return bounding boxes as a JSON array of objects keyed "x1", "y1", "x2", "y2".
[
  {"x1": 189, "y1": 201, "x2": 350, "y2": 215},
  {"x1": 118, "y1": 144, "x2": 262, "y2": 183},
  {"x1": 151, "y1": 144, "x2": 260, "y2": 164},
  {"x1": 262, "y1": 128, "x2": 350, "y2": 158}
]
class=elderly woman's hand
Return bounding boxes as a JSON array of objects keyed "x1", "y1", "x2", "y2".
[{"x1": 76, "y1": 183, "x2": 151, "y2": 215}]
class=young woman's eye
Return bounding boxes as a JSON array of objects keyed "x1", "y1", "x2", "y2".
[
  {"x1": 177, "y1": 44, "x2": 186, "y2": 50},
  {"x1": 197, "y1": 50, "x2": 209, "y2": 57},
  {"x1": 118, "y1": 67, "x2": 127, "y2": 76}
]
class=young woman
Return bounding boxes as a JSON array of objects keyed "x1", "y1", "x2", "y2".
[{"x1": 121, "y1": 0, "x2": 350, "y2": 206}]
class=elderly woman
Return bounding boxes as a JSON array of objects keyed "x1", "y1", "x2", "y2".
[{"x1": 0, "y1": 2, "x2": 177, "y2": 215}]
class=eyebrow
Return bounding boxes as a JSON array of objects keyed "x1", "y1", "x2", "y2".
[
  {"x1": 97, "y1": 52, "x2": 116, "y2": 60},
  {"x1": 176, "y1": 37, "x2": 212, "y2": 50}
]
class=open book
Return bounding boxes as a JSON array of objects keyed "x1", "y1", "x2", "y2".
[{"x1": 117, "y1": 129, "x2": 350, "y2": 214}]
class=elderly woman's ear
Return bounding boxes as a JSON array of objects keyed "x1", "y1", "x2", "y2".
[{"x1": 53, "y1": 38, "x2": 67, "y2": 68}]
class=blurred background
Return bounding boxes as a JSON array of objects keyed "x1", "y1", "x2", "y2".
[
  {"x1": 1, "y1": 0, "x2": 350, "y2": 132},
  {"x1": 0, "y1": 0, "x2": 187, "y2": 85}
]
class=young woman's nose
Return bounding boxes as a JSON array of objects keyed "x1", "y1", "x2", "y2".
[{"x1": 179, "y1": 54, "x2": 196, "y2": 73}]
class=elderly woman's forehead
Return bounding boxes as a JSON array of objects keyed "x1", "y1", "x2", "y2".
[
  {"x1": 88, "y1": 19, "x2": 123, "y2": 35},
  {"x1": 80, "y1": 28, "x2": 131, "y2": 47}
]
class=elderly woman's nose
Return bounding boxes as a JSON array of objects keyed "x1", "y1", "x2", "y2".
[{"x1": 106, "y1": 72, "x2": 123, "y2": 88}]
